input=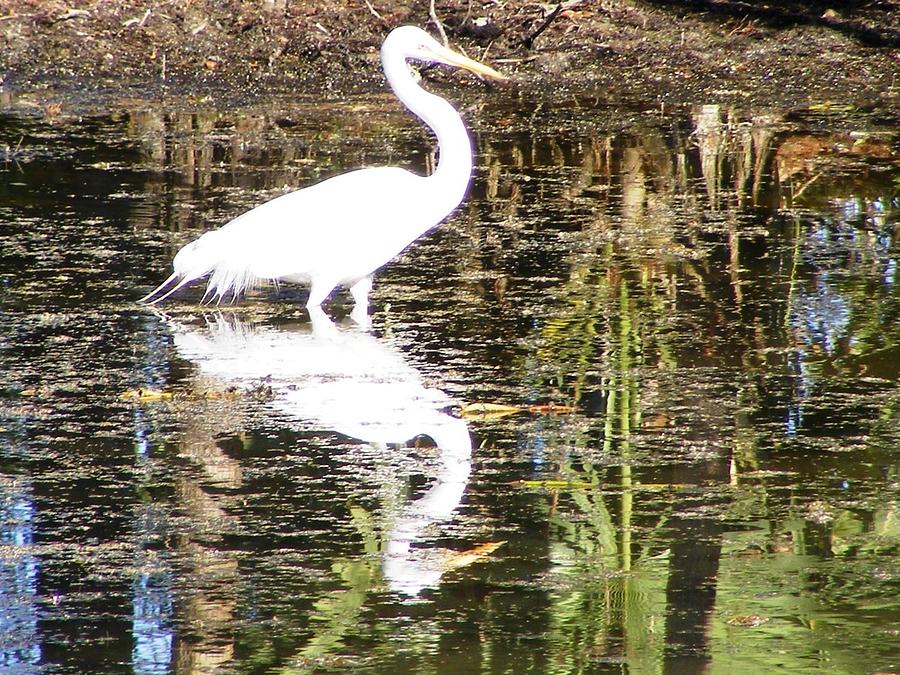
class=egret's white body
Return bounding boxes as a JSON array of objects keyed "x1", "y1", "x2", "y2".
[{"x1": 140, "y1": 26, "x2": 505, "y2": 315}]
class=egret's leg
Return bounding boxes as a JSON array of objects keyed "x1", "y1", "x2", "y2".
[
  {"x1": 351, "y1": 304, "x2": 372, "y2": 330},
  {"x1": 308, "y1": 305, "x2": 339, "y2": 337},
  {"x1": 306, "y1": 279, "x2": 337, "y2": 310},
  {"x1": 349, "y1": 276, "x2": 373, "y2": 328},
  {"x1": 349, "y1": 276, "x2": 373, "y2": 308}
]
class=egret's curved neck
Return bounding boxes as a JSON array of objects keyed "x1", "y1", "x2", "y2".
[{"x1": 382, "y1": 48, "x2": 473, "y2": 213}]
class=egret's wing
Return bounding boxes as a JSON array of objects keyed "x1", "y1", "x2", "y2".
[
  {"x1": 207, "y1": 167, "x2": 423, "y2": 293},
  {"x1": 145, "y1": 166, "x2": 425, "y2": 303}
]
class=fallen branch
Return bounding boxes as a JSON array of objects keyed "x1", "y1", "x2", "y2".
[
  {"x1": 516, "y1": 3, "x2": 562, "y2": 49},
  {"x1": 53, "y1": 9, "x2": 90, "y2": 24},
  {"x1": 122, "y1": 8, "x2": 151, "y2": 28},
  {"x1": 429, "y1": 0, "x2": 449, "y2": 46},
  {"x1": 539, "y1": 0, "x2": 585, "y2": 16},
  {"x1": 362, "y1": 0, "x2": 390, "y2": 30}
]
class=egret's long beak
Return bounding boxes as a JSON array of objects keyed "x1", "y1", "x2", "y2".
[{"x1": 432, "y1": 45, "x2": 507, "y2": 81}]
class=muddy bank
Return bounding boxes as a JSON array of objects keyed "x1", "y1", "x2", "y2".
[{"x1": 0, "y1": 1, "x2": 898, "y2": 110}]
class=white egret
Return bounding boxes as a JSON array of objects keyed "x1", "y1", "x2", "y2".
[{"x1": 139, "y1": 25, "x2": 506, "y2": 315}]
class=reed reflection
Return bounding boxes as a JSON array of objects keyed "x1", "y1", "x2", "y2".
[
  {"x1": 165, "y1": 310, "x2": 472, "y2": 596},
  {"x1": 0, "y1": 476, "x2": 40, "y2": 670}
]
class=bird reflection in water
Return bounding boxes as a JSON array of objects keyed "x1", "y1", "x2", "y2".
[{"x1": 164, "y1": 309, "x2": 472, "y2": 596}]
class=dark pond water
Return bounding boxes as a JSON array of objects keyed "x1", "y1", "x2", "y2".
[{"x1": 0, "y1": 88, "x2": 898, "y2": 673}]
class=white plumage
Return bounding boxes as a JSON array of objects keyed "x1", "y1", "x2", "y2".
[{"x1": 139, "y1": 26, "x2": 506, "y2": 315}]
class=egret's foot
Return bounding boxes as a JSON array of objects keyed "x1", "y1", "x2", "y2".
[
  {"x1": 307, "y1": 305, "x2": 338, "y2": 337},
  {"x1": 348, "y1": 276, "x2": 373, "y2": 329},
  {"x1": 349, "y1": 276, "x2": 373, "y2": 307},
  {"x1": 351, "y1": 303, "x2": 371, "y2": 330}
]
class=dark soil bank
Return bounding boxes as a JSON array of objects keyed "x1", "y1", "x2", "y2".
[{"x1": 1, "y1": 1, "x2": 899, "y2": 108}]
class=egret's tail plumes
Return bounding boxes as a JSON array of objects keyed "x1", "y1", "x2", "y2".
[
  {"x1": 139, "y1": 230, "x2": 257, "y2": 305},
  {"x1": 137, "y1": 271, "x2": 184, "y2": 305}
]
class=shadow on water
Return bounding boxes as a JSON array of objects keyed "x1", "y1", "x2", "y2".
[{"x1": 0, "y1": 91, "x2": 897, "y2": 672}]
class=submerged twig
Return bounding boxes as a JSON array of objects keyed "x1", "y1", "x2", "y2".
[{"x1": 792, "y1": 172, "x2": 822, "y2": 201}]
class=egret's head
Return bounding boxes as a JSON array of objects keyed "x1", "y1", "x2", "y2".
[{"x1": 384, "y1": 25, "x2": 507, "y2": 81}]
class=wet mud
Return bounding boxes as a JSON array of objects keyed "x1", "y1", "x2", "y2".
[{"x1": 1, "y1": 0, "x2": 898, "y2": 111}]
